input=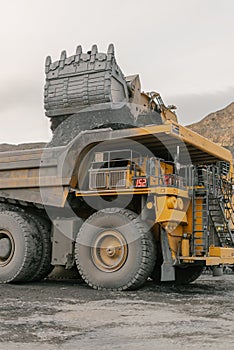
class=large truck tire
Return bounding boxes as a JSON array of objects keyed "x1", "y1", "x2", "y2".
[
  {"x1": 75, "y1": 208, "x2": 156, "y2": 291},
  {"x1": 0, "y1": 211, "x2": 41, "y2": 283},
  {"x1": 151, "y1": 263, "x2": 204, "y2": 285},
  {"x1": 174, "y1": 264, "x2": 204, "y2": 285},
  {"x1": 26, "y1": 214, "x2": 54, "y2": 282}
]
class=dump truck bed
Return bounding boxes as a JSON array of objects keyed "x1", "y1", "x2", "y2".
[{"x1": 0, "y1": 121, "x2": 232, "y2": 207}]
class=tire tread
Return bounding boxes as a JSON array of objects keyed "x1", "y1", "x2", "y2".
[{"x1": 75, "y1": 208, "x2": 156, "y2": 291}]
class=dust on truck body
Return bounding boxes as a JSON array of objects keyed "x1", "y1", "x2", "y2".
[{"x1": 0, "y1": 44, "x2": 233, "y2": 289}]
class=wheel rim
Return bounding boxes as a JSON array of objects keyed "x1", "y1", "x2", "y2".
[
  {"x1": 0, "y1": 229, "x2": 15, "y2": 266},
  {"x1": 91, "y1": 230, "x2": 128, "y2": 272}
]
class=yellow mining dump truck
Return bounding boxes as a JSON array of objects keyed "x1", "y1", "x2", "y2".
[{"x1": 0, "y1": 44, "x2": 233, "y2": 289}]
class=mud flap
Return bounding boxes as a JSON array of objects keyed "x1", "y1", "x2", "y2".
[{"x1": 160, "y1": 229, "x2": 175, "y2": 282}]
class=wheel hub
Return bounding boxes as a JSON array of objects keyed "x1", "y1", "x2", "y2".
[
  {"x1": 0, "y1": 230, "x2": 14, "y2": 265},
  {"x1": 91, "y1": 230, "x2": 128, "y2": 272}
]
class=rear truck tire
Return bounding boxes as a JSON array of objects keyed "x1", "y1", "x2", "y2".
[
  {"x1": 174, "y1": 264, "x2": 205, "y2": 284},
  {"x1": 75, "y1": 208, "x2": 156, "y2": 291},
  {"x1": 26, "y1": 214, "x2": 54, "y2": 282},
  {"x1": 0, "y1": 211, "x2": 42, "y2": 283},
  {"x1": 151, "y1": 262, "x2": 204, "y2": 285}
]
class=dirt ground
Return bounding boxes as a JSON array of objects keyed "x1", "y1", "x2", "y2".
[{"x1": 0, "y1": 273, "x2": 233, "y2": 350}]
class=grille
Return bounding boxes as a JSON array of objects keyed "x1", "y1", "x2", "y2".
[
  {"x1": 89, "y1": 171, "x2": 106, "y2": 189},
  {"x1": 89, "y1": 169, "x2": 127, "y2": 189},
  {"x1": 109, "y1": 170, "x2": 127, "y2": 188}
]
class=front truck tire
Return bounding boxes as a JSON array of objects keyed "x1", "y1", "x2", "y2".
[
  {"x1": 75, "y1": 208, "x2": 156, "y2": 291},
  {"x1": 0, "y1": 211, "x2": 42, "y2": 283}
]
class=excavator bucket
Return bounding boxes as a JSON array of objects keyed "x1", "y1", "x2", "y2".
[
  {"x1": 44, "y1": 44, "x2": 177, "y2": 146},
  {"x1": 44, "y1": 44, "x2": 129, "y2": 119}
]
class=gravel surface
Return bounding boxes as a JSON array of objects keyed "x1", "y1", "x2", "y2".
[{"x1": 0, "y1": 274, "x2": 233, "y2": 350}]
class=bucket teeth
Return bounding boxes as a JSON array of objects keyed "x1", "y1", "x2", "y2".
[
  {"x1": 45, "y1": 56, "x2": 52, "y2": 73},
  {"x1": 45, "y1": 55, "x2": 52, "y2": 66},
  {"x1": 76, "y1": 45, "x2": 82, "y2": 55},
  {"x1": 91, "y1": 44, "x2": 98, "y2": 54},
  {"x1": 75, "y1": 45, "x2": 82, "y2": 63},
  {"x1": 48, "y1": 44, "x2": 115, "y2": 65},
  {"x1": 60, "y1": 50, "x2": 67, "y2": 61},
  {"x1": 107, "y1": 43, "x2": 115, "y2": 55}
]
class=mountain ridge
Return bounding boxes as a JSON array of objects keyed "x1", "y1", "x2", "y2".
[{"x1": 187, "y1": 102, "x2": 234, "y2": 157}]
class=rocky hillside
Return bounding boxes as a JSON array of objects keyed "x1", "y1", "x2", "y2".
[{"x1": 188, "y1": 102, "x2": 234, "y2": 157}]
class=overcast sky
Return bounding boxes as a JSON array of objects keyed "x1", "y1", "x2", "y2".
[{"x1": 0, "y1": 0, "x2": 233, "y2": 144}]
